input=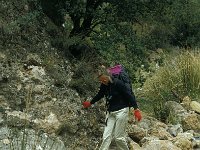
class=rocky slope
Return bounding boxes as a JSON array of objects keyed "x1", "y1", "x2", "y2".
[
  {"x1": 0, "y1": 0, "x2": 104, "y2": 149},
  {"x1": 0, "y1": 0, "x2": 200, "y2": 150},
  {"x1": 1, "y1": 52, "x2": 200, "y2": 150}
]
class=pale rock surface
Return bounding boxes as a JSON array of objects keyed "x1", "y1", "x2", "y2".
[
  {"x1": 142, "y1": 140, "x2": 181, "y2": 150},
  {"x1": 190, "y1": 101, "x2": 200, "y2": 114}
]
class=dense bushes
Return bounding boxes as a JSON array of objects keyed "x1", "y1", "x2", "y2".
[{"x1": 140, "y1": 50, "x2": 200, "y2": 121}]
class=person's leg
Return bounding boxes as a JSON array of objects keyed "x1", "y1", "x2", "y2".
[
  {"x1": 113, "y1": 108, "x2": 129, "y2": 150},
  {"x1": 99, "y1": 113, "x2": 116, "y2": 150}
]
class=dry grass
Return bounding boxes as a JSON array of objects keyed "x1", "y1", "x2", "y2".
[{"x1": 141, "y1": 49, "x2": 200, "y2": 121}]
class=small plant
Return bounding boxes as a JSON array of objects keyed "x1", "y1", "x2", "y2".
[{"x1": 166, "y1": 110, "x2": 179, "y2": 125}]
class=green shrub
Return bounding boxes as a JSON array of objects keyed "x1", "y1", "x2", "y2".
[
  {"x1": 141, "y1": 50, "x2": 200, "y2": 121},
  {"x1": 69, "y1": 61, "x2": 99, "y2": 97}
]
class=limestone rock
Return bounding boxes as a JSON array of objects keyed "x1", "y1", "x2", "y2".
[
  {"x1": 190, "y1": 101, "x2": 200, "y2": 114},
  {"x1": 6, "y1": 111, "x2": 32, "y2": 127},
  {"x1": 174, "y1": 138, "x2": 192, "y2": 150},
  {"x1": 182, "y1": 96, "x2": 192, "y2": 110},
  {"x1": 172, "y1": 132, "x2": 194, "y2": 149},
  {"x1": 192, "y1": 136, "x2": 200, "y2": 149},
  {"x1": 33, "y1": 112, "x2": 61, "y2": 134},
  {"x1": 167, "y1": 124, "x2": 183, "y2": 137},
  {"x1": 173, "y1": 132, "x2": 194, "y2": 143},
  {"x1": 2, "y1": 139, "x2": 10, "y2": 145},
  {"x1": 182, "y1": 113, "x2": 200, "y2": 131},
  {"x1": 0, "y1": 127, "x2": 66, "y2": 150},
  {"x1": 26, "y1": 53, "x2": 42, "y2": 66},
  {"x1": 140, "y1": 136, "x2": 159, "y2": 145},
  {"x1": 0, "y1": 52, "x2": 6, "y2": 60},
  {"x1": 128, "y1": 125, "x2": 147, "y2": 142},
  {"x1": 165, "y1": 101, "x2": 186, "y2": 114},
  {"x1": 148, "y1": 128, "x2": 173, "y2": 140},
  {"x1": 142, "y1": 140, "x2": 181, "y2": 150},
  {"x1": 127, "y1": 137, "x2": 142, "y2": 150}
]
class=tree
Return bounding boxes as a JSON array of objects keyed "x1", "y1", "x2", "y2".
[
  {"x1": 40, "y1": 0, "x2": 66, "y2": 26},
  {"x1": 39, "y1": 0, "x2": 173, "y2": 37},
  {"x1": 167, "y1": 0, "x2": 200, "y2": 48},
  {"x1": 39, "y1": 0, "x2": 200, "y2": 51}
]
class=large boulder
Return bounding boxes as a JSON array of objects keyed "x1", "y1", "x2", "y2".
[
  {"x1": 190, "y1": 101, "x2": 200, "y2": 114},
  {"x1": 128, "y1": 116, "x2": 172, "y2": 145},
  {"x1": 165, "y1": 101, "x2": 187, "y2": 124},
  {"x1": 5, "y1": 110, "x2": 62, "y2": 134},
  {"x1": 0, "y1": 127, "x2": 66, "y2": 150},
  {"x1": 148, "y1": 128, "x2": 172, "y2": 140},
  {"x1": 174, "y1": 138, "x2": 192, "y2": 150},
  {"x1": 181, "y1": 113, "x2": 200, "y2": 131},
  {"x1": 173, "y1": 132, "x2": 194, "y2": 150},
  {"x1": 142, "y1": 140, "x2": 181, "y2": 150},
  {"x1": 128, "y1": 124, "x2": 147, "y2": 142},
  {"x1": 167, "y1": 124, "x2": 183, "y2": 137},
  {"x1": 165, "y1": 101, "x2": 186, "y2": 114},
  {"x1": 33, "y1": 112, "x2": 61, "y2": 134}
]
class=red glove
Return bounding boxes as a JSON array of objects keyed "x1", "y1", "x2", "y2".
[
  {"x1": 133, "y1": 109, "x2": 142, "y2": 121},
  {"x1": 82, "y1": 101, "x2": 91, "y2": 108}
]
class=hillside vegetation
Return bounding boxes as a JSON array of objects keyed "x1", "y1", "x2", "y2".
[{"x1": 0, "y1": 0, "x2": 200, "y2": 149}]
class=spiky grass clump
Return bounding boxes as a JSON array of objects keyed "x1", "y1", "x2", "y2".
[{"x1": 141, "y1": 50, "x2": 200, "y2": 121}]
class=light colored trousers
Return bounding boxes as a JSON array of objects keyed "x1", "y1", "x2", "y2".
[{"x1": 99, "y1": 107, "x2": 129, "y2": 150}]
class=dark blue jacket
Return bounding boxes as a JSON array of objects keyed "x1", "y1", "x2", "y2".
[{"x1": 90, "y1": 78, "x2": 138, "y2": 112}]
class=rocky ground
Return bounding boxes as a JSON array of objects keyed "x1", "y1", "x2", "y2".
[
  {"x1": 0, "y1": 0, "x2": 200, "y2": 150},
  {"x1": 1, "y1": 50, "x2": 200, "y2": 150}
]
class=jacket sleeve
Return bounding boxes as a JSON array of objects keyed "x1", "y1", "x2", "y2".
[
  {"x1": 116, "y1": 80, "x2": 138, "y2": 109},
  {"x1": 90, "y1": 84, "x2": 106, "y2": 104}
]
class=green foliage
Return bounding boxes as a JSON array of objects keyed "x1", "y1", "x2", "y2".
[
  {"x1": 166, "y1": 110, "x2": 179, "y2": 125},
  {"x1": 18, "y1": 11, "x2": 41, "y2": 27},
  {"x1": 40, "y1": 0, "x2": 66, "y2": 26},
  {"x1": 138, "y1": 23, "x2": 173, "y2": 50},
  {"x1": 128, "y1": 0, "x2": 200, "y2": 50},
  {"x1": 109, "y1": 0, "x2": 172, "y2": 22},
  {"x1": 153, "y1": 101, "x2": 170, "y2": 123},
  {"x1": 91, "y1": 22, "x2": 148, "y2": 82},
  {"x1": 166, "y1": 0, "x2": 200, "y2": 47},
  {"x1": 141, "y1": 50, "x2": 200, "y2": 121},
  {"x1": 179, "y1": 52, "x2": 200, "y2": 96},
  {"x1": 38, "y1": 0, "x2": 174, "y2": 37},
  {"x1": 7, "y1": 11, "x2": 41, "y2": 37},
  {"x1": 69, "y1": 61, "x2": 99, "y2": 96},
  {"x1": 38, "y1": 0, "x2": 200, "y2": 60}
]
